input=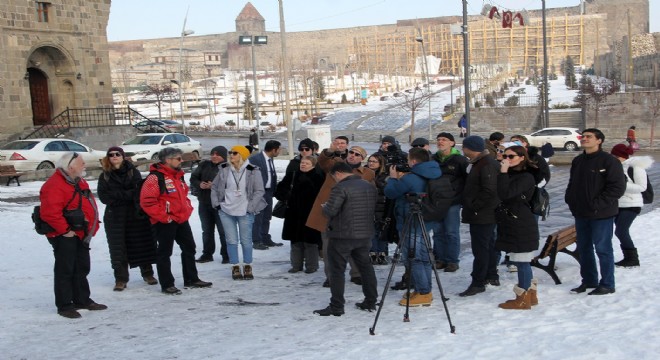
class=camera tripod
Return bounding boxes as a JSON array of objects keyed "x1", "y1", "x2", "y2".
[{"x1": 369, "y1": 194, "x2": 455, "y2": 335}]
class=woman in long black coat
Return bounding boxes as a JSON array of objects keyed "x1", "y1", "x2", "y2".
[
  {"x1": 275, "y1": 155, "x2": 325, "y2": 273},
  {"x1": 495, "y1": 145, "x2": 539, "y2": 309},
  {"x1": 97, "y1": 146, "x2": 158, "y2": 291}
]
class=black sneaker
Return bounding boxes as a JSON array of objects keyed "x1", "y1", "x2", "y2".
[
  {"x1": 588, "y1": 286, "x2": 615, "y2": 295},
  {"x1": 184, "y1": 280, "x2": 212, "y2": 288},
  {"x1": 355, "y1": 301, "x2": 377, "y2": 312},
  {"x1": 253, "y1": 243, "x2": 269, "y2": 250},
  {"x1": 264, "y1": 240, "x2": 283, "y2": 247},
  {"x1": 58, "y1": 309, "x2": 82, "y2": 319},
  {"x1": 322, "y1": 279, "x2": 330, "y2": 288},
  {"x1": 221, "y1": 258, "x2": 230, "y2": 264},
  {"x1": 570, "y1": 284, "x2": 598, "y2": 294},
  {"x1": 195, "y1": 255, "x2": 213, "y2": 263},
  {"x1": 313, "y1": 306, "x2": 344, "y2": 316},
  {"x1": 458, "y1": 285, "x2": 486, "y2": 297},
  {"x1": 486, "y1": 279, "x2": 500, "y2": 286},
  {"x1": 350, "y1": 277, "x2": 363, "y2": 285},
  {"x1": 162, "y1": 286, "x2": 182, "y2": 295},
  {"x1": 444, "y1": 263, "x2": 459, "y2": 272},
  {"x1": 74, "y1": 301, "x2": 107, "y2": 311}
]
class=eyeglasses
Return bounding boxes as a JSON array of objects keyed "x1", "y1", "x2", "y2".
[
  {"x1": 229, "y1": 151, "x2": 240, "y2": 156},
  {"x1": 502, "y1": 154, "x2": 519, "y2": 160},
  {"x1": 107, "y1": 152, "x2": 122, "y2": 158},
  {"x1": 169, "y1": 156, "x2": 182, "y2": 161},
  {"x1": 367, "y1": 160, "x2": 379, "y2": 163},
  {"x1": 299, "y1": 148, "x2": 311, "y2": 151},
  {"x1": 496, "y1": 148, "x2": 505, "y2": 154},
  {"x1": 348, "y1": 150, "x2": 363, "y2": 158},
  {"x1": 67, "y1": 152, "x2": 79, "y2": 167}
]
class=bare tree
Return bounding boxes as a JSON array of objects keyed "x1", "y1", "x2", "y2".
[
  {"x1": 574, "y1": 74, "x2": 620, "y2": 128},
  {"x1": 143, "y1": 83, "x2": 175, "y2": 119},
  {"x1": 649, "y1": 92, "x2": 660, "y2": 149},
  {"x1": 394, "y1": 86, "x2": 433, "y2": 142}
]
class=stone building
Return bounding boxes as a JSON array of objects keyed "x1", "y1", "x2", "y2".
[{"x1": 0, "y1": 0, "x2": 113, "y2": 141}]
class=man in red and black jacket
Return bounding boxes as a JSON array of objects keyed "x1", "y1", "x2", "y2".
[
  {"x1": 40, "y1": 152, "x2": 105, "y2": 319},
  {"x1": 140, "y1": 147, "x2": 212, "y2": 295}
]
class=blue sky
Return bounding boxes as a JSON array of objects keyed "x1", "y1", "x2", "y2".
[{"x1": 107, "y1": 0, "x2": 658, "y2": 41}]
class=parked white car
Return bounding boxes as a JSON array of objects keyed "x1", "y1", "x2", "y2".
[
  {"x1": 121, "y1": 133, "x2": 201, "y2": 161},
  {"x1": 0, "y1": 138, "x2": 106, "y2": 171},
  {"x1": 526, "y1": 127, "x2": 582, "y2": 151}
]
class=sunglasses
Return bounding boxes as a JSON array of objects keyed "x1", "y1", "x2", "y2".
[
  {"x1": 502, "y1": 154, "x2": 519, "y2": 160},
  {"x1": 367, "y1": 160, "x2": 379, "y2": 163},
  {"x1": 230, "y1": 151, "x2": 240, "y2": 156},
  {"x1": 299, "y1": 148, "x2": 311, "y2": 151},
  {"x1": 169, "y1": 156, "x2": 183, "y2": 161},
  {"x1": 348, "y1": 150, "x2": 363, "y2": 158},
  {"x1": 67, "y1": 152, "x2": 79, "y2": 167},
  {"x1": 496, "y1": 148, "x2": 505, "y2": 154},
  {"x1": 412, "y1": 144, "x2": 426, "y2": 148},
  {"x1": 108, "y1": 152, "x2": 122, "y2": 158}
]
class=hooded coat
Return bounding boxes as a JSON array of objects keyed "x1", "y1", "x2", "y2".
[{"x1": 618, "y1": 155, "x2": 654, "y2": 208}]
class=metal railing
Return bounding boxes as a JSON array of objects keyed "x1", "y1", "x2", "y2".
[{"x1": 23, "y1": 107, "x2": 164, "y2": 139}]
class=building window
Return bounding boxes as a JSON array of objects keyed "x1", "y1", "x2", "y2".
[
  {"x1": 162, "y1": 70, "x2": 167, "y2": 79},
  {"x1": 36, "y1": 2, "x2": 51, "y2": 23}
]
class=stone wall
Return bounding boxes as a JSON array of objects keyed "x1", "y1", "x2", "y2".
[{"x1": 584, "y1": 90, "x2": 660, "y2": 142}]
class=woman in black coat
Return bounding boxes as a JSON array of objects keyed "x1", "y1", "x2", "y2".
[
  {"x1": 97, "y1": 147, "x2": 158, "y2": 291},
  {"x1": 367, "y1": 154, "x2": 392, "y2": 264},
  {"x1": 275, "y1": 155, "x2": 325, "y2": 273},
  {"x1": 495, "y1": 145, "x2": 539, "y2": 309}
]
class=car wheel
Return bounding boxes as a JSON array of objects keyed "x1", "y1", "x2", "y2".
[
  {"x1": 37, "y1": 161, "x2": 55, "y2": 170},
  {"x1": 151, "y1": 153, "x2": 160, "y2": 160},
  {"x1": 564, "y1": 141, "x2": 578, "y2": 151}
]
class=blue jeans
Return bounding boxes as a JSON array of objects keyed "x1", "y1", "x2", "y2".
[
  {"x1": 431, "y1": 204, "x2": 461, "y2": 264},
  {"x1": 400, "y1": 222, "x2": 434, "y2": 294},
  {"x1": 512, "y1": 261, "x2": 533, "y2": 290},
  {"x1": 575, "y1": 217, "x2": 616, "y2": 289},
  {"x1": 219, "y1": 210, "x2": 255, "y2": 265},
  {"x1": 615, "y1": 208, "x2": 640, "y2": 250},
  {"x1": 370, "y1": 223, "x2": 388, "y2": 253}
]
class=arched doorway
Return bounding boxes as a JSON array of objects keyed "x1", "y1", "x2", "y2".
[{"x1": 28, "y1": 68, "x2": 51, "y2": 126}]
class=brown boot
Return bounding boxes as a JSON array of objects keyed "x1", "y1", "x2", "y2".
[
  {"x1": 498, "y1": 285, "x2": 532, "y2": 310},
  {"x1": 113, "y1": 281, "x2": 126, "y2": 291},
  {"x1": 232, "y1": 265, "x2": 243, "y2": 280},
  {"x1": 529, "y1": 279, "x2": 538, "y2": 306},
  {"x1": 243, "y1": 264, "x2": 254, "y2": 280}
]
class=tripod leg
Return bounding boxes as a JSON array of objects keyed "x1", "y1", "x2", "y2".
[
  {"x1": 417, "y1": 213, "x2": 456, "y2": 334},
  {"x1": 369, "y1": 226, "x2": 408, "y2": 335}
]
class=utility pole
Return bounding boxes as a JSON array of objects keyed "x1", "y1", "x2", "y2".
[
  {"x1": 279, "y1": 0, "x2": 294, "y2": 157},
  {"x1": 462, "y1": 0, "x2": 471, "y2": 136},
  {"x1": 542, "y1": 0, "x2": 550, "y2": 128},
  {"x1": 627, "y1": 9, "x2": 633, "y2": 91}
]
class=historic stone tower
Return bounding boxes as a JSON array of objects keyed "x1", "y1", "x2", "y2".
[
  {"x1": 235, "y1": 2, "x2": 265, "y2": 34},
  {"x1": 0, "y1": 0, "x2": 113, "y2": 140}
]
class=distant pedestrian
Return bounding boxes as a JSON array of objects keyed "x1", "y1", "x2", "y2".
[
  {"x1": 626, "y1": 126, "x2": 638, "y2": 152},
  {"x1": 458, "y1": 114, "x2": 467, "y2": 138},
  {"x1": 249, "y1": 128, "x2": 259, "y2": 150}
]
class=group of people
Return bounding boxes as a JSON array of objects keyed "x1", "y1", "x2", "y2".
[{"x1": 39, "y1": 126, "x2": 652, "y2": 319}]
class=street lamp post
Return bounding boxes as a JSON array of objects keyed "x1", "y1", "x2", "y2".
[
  {"x1": 462, "y1": 0, "x2": 471, "y2": 136},
  {"x1": 239, "y1": 35, "x2": 268, "y2": 128},
  {"x1": 541, "y1": 0, "x2": 550, "y2": 128},
  {"x1": 449, "y1": 72, "x2": 454, "y2": 112},
  {"x1": 178, "y1": 26, "x2": 194, "y2": 135},
  {"x1": 415, "y1": 31, "x2": 433, "y2": 140}
]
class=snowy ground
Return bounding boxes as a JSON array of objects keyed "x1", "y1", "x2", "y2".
[{"x1": 1, "y1": 159, "x2": 659, "y2": 359}]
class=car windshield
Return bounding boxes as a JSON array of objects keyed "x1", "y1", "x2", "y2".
[
  {"x1": 1, "y1": 141, "x2": 40, "y2": 150},
  {"x1": 124, "y1": 135, "x2": 163, "y2": 145},
  {"x1": 161, "y1": 120, "x2": 178, "y2": 125}
]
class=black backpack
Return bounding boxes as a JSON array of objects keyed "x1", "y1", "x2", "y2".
[
  {"x1": 528, "y1": 186, "x2": 550, "y2": 221},
  {"x1": 627, "y1": 167, "x2": 654, "y2": 204},
  {"x1": 420, "y1": 176, "x2": 456, "y2": 222},
  {"x1": 135, "y1": 171, "x2": 180, "y2": 217}
]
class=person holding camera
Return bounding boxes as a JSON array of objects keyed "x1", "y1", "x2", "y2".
[
  {"x1": 39, "y1": 152, "x2": 105, "y2": 319},
  {"x1": 384, "y1": 148, "x2": 442, "y2": 307}
]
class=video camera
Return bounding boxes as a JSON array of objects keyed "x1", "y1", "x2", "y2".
[
  {"x1": 405, "y1": 192, "x2": 427, "y2": 205},
  {"x1": 384, "y1": 144, "x2": 410, "y2": 172}
]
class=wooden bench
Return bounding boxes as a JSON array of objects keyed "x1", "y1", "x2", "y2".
[
  {"x1": 530, "y1": 225, "x2": 579, "y2": 284},
  {"x1": 181, "y1": 152, "x2": 201, "y2": 172},
  {"x1": 0, "y1": 165, "x2": 24, "y2": 186}
]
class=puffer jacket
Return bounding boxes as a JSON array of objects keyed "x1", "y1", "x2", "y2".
[
  {"x1": 565, "y1": 150, "x2": 626, "y2": 219},
  {"x1": 618, "y1": 155, "x2": 654, "y2": 208},
  {"x1": 40, "y1": 169, "x2": 100, "y2": 241},
  {"x1": 384, "y1": 160, "x2": 442, "y2": 231},
  {"x1": 433, "y1": 147, "x2": 469, "y2": 205},
  {"x1": 140, "y1": 163, "x2": 193, "y2": 224},
  {"x1": 210, "y1": 162, "x2": 267, "y2": 215},
  {"x1": 323, "y1": 175, "x2": 378, "y2": 240},
  {"x1": 461, "y1": 152, "x2": 500, "y2": 224}
]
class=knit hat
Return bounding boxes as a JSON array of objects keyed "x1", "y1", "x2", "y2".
[
  {"x1": 411, "y1": 138, "x2": 429, "y2": 147},
  {"x1": 611, "y1": 143, "x2": 633, "y2": 159},
  {"x1": 349, "y1": 145, "x2": 367, "y2": 158},
  {"x1": 436, "y1": 132, "x2": 455, "y2": 143},
  {"x1": 211, "y1": 146, "x2": 228, "y2": 159},
  {"x1": 230, "y1": 145, "x2": 251, "y2": 161},
  {"x1": 381, "y1": 135, "x2": 396, "y2": 145},
  {"x1": 462, "y1": 135, "x2": 485, "y2": 152},
  {"x1": 106, "y1": 146, "x2": 125, "y2": 158},
  {"x1": 298, "y1": 138, "x2": 314, "y2": 151}
]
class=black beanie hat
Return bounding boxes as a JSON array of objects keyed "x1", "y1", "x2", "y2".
[
  {"x1": 107, "y1": 146, "x2": 125, "y2": 158},
  {"x1": 211, "y1": 146, "x2": 228, "y2": 159},
  {"x1": 436, "y1": 132, "x2": 455, "y2": 143},
  {"x1": 298, "y1": 138, "x2": 314, "y2": 151}
]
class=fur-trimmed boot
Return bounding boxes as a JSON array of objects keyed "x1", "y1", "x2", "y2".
[
  {"x1": 615, "y1": 248, "x2": 640, "y2": 267},
  {"x1": 498, "y1": 285, "x2": 532, "y2": 310},
  {"x1": 529, "y1": 279, "x2": 538, "y2": 306}
]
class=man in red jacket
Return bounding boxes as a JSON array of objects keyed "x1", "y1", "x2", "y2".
[
  {"x1": 140, "y1": 147, "x2": 212, "y2": 295},
  {"x1": 40, "y1": 152, "x2": 106, "y2": 319}
]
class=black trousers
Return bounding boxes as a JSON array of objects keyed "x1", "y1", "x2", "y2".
[
  {"x1": 198, "y1": 201, "x2": 228, "y2": 259},
  {"x1": 48, "y1": 235, "x2": 92, "y2": 311},
  {"x1": 327, "y1": 237, "x2": 378, "y2": 310},
  {"x1": 469, "y1": 223, "x2": 499, "y2": 286},
  {"x1": 152, "y1": 221, "x2": 199, "y2": 290},
  {"x1": 252, "y1": 188, "x2": 274, "y2": 245}
]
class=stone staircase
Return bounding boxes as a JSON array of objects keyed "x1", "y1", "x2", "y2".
[{"x1": 548, "y1": 109, "x2": 582, "y2": 128}]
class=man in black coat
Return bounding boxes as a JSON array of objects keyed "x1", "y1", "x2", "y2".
[
  {"x1": 565, "y1": 128, "x2": 626, "y2": 295},
  {"x1": 314, "y1": 163, "x2": 378, "y2": 316},
  {"x1": 248, "y1": 140, "x2": 283, "y2": 249},
  {"x1": 191, "y1": 146, "x2": 229, "y2": 263},
  {"x1": 459, "y1": 135, "x2": 501, "y2": 297}
]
